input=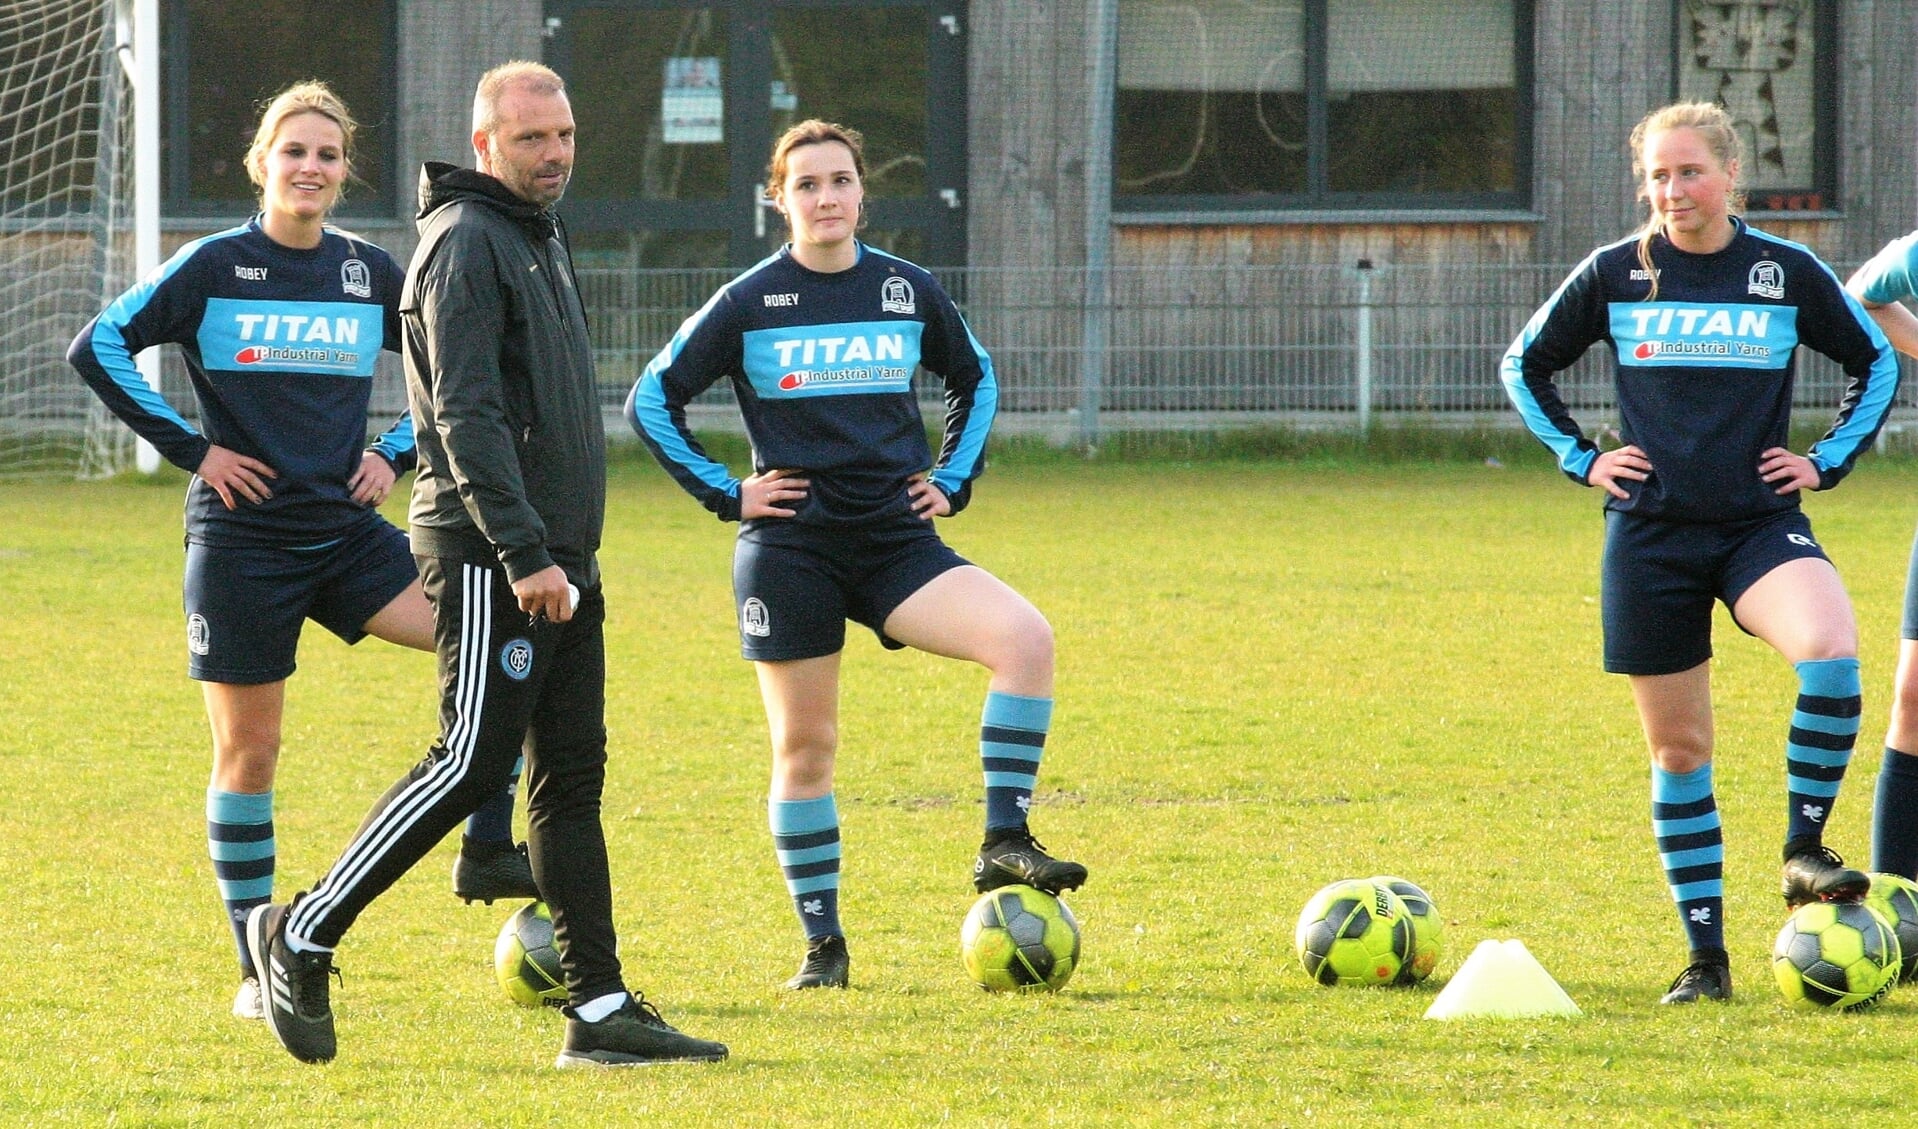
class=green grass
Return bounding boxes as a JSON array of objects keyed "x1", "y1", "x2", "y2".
[{"x1": 5, "y1": 451, "x2": 1918, "y2": 1126}]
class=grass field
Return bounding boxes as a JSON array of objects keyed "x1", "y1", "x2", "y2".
[{"x1": 6, "y1": 440, "x2": 1918, "y2": 1126}]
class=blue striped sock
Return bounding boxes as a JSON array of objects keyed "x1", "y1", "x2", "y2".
[
  {"x1": 1653, "y1": 763, "x2": 1724, "y2": 954},
  {"x1": 1787, "y1": 658, "x2": 1861, "y2": 845},
  {"x1": 770, "y1": 795, "x2": 841, "y2": 940},
  {"x1": 207, "y1": 788, "x2": 273, "y2": 975},
  {"x1": 982, "y1": 692, "x2": 1051, "y2": 832}
]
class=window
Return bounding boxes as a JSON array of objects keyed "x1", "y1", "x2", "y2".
[
  {"x1": 164, "y1": 0, "x2": 396, "y2": 217},
  {"x1": 1676, "y1": 0, "x2": 1834, "y2": 212},
  {"x1": 1114, "y1": 0, "x2": 1529, "y2": 212}
]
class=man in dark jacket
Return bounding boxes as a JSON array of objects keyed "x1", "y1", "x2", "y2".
[{"x1": 246, "y1": 60, "x2": 727, "y2": 1069}]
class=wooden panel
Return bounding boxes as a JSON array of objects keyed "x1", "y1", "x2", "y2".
[
  {"x1": 1114, "y1": 225, "x2": 1537, "y2": 268},
  {"x1": 969, "y1": 0, "x2": 1089, "y2": 270}
]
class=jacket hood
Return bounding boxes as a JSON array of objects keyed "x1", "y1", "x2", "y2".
[{"x1": 415, "y1": 161, "x2": 555, "y2": 236}]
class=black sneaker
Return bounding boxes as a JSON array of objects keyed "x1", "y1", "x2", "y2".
[
  {"x1": 1659, "y1": 958, "x2": 1731, "y2": 1004},
  {"x1": 553, "y1": 995, "x2": 729, "y2": 1068},
  {"x1": 784, "y1": 935, "x2": 850, "y2": 990},
  {"x1": 453, "y1": 836, "x2": 538, "y2": 905},
  {"x1": 1781, "y1": 842, "x2": 1870, "y2": 909},
  {"x1": 973, "y1": 827, "x2": 1087, "y2": 894},
  {"x1": 245, "y1": 901, "x2": 341, "y2": 1064}
]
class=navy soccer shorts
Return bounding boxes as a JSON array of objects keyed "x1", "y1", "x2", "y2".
[
  {"x1": 1600, "y1": 508, "x2": 1832, "y2": 676},
  {"x1": 182, "y1": 515, "x2": 417, "y2": 684},
  {"x1": 732, "y1": 517, "x2": 969, "y2": 662}
]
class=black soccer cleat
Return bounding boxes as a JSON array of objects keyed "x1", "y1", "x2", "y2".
[
  {"x1": 553, "y1": 995, "x2": 729, "y2": 1068},
  {"x1": 973, "y1": 827, "x2": 1087, "y2": 894},
  {"x1": 783, "y1": 935, "x2": 850, "y2": 990},
  {"x1": 452, "y1": 836, "x2": 539, "y2": 905},
  {"x1": 1659, "y1": 957, "x2": 1731, "y2": 1004},
  {"x1": 246, "y1": 900, "x2": 341, "y2": 1064},
  {"x1": 1781, "y1": 842, "x2": 1870, "y2": 909}
]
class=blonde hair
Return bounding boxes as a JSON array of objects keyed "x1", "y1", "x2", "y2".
[
  {"x1": 1629, "y1": 101, "x2": 1746, "y2": 300},
  {"x1": 473, "y1": 60, "x2": 567, "y2": 135},
  {"x1": 763, "y1": 119, "x2": 867, "y2": 231},
  {"x1": 244, "y1": 81, "x2": 357, "y2": 202}
]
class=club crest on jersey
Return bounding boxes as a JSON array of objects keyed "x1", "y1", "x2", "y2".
[
  {"x1": 742, "y1": 597, "x2": 771, "y2": 637},
  {"x1": 1748, "y1": 260, "x2": 1784, "y2": 300},
  {"x1": 880, "y1": 275, "x2": 915, "y2": 315},
  {"x1": 500, "y1": 638, "x2": 535, "y2": 681},
  {"x1": 341, "y1": 258, "x2": 372, "y2": 298}
]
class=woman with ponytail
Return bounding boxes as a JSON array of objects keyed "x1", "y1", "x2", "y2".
[{"x1": 1501, "y1": 101, "x2": 1899, "y2": 1005}]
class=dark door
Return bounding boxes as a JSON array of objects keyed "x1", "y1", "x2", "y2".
[{"x1": 546, "y1": 0, "x2": 968, "y2": 269}]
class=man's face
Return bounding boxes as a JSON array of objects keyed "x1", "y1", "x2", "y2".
[{"x1": 475, "y1": 86, "x2": 576, "y2": 207}]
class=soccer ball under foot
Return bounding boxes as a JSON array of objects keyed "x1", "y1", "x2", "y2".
[
  {"x1": 1773, "y1": 899, "x2": 1900, "y2": 1011},
  {"x1": 961, "y1": 884, "x2": 1081, "y2": 992},
  {"x1": 495, "y1": 901, "x2": 566, "y2": 1008}
]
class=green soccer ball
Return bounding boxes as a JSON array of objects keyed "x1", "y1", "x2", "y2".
[
  {"x1": 1772, "y1": 899, "x2": 1900, "y2": 1011},
  {"x1": 961, "y1": 884, "x2": 1081, "y2": 992},
  {"x1": 1865, "y1": 873, "x2": 1918, "y2": 983},
  {"x1": 1371, "y1": 875, "x2": 1443, "y2": 984},
  {"x1": 494, "y1": 900, "x2": 566, "y2": 1008},
  {"x1": 1295, "y1": 878, "x2": 1414, "y2": 987}
]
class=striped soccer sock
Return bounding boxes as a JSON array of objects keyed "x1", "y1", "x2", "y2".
[
  {"x1": 1786, "y1": 658, "x2": 1861, "y2": 845},
  {"x1": 1652, "y1": 762, "x2": 1724, "y2": 955},
  {"x1": 770, "y1": 794, "x2": 842, "y2": 940},
  {"x1": 982, "y1": 691, "x2": 1052, "y2": 832},
  {"x1": 207, "y1": 788, "x2": 274, "y2": 975}
]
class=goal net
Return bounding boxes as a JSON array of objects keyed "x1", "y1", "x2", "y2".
[{"x1": 0, "y1": 0, "x2": 139, "y2": 480}]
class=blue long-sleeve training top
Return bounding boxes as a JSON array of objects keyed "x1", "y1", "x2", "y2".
[
  {"x1": 628, "y1": 242, "x2": 997, "y2": 526},
  {"x1": 1501, "y1": 218, "x2": 1898, "y2": 522},
  {"x1": 68, "y1": 219, "x2": 412, "y2": 546},
  {"x1": 1851, "y1": 230, "x2": 1918, "y2": 308}
]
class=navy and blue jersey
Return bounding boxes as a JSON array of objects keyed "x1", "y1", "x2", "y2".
[
  {"x1": 69, "y1": 218, "x2": 413, "y2": 546},
  {"x1": 628, "y1": 242, "x2": 997, "y2": 526},
  {"x1": 1502, "y1": 219, "x2": 1898, "y2": 522}
]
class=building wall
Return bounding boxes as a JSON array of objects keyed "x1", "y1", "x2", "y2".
[
  {"x1": 384, "y1": 2, "x2": 546, "y2": 262},
  {"x1": 967, "y1": 0, "x2": 1918, "y2": 274},
  {"x1": 969, "y1": 0, "x2": 1092, "y2": 271}
]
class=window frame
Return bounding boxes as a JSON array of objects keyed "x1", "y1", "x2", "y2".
[
  {"x1": 161, "y1": 0, "x2": 400, "y2": 220},
  {"x1": 1110, "y1": 0, "x2": 1534, "y2": 219},
  {"x1": 1670, "y1": 0, "x2": 1837, "y2": 216}
]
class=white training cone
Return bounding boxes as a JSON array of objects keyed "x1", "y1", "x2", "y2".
[{"x1": 1423, "y1": 939, "x2": 1582, "y2": 1020}]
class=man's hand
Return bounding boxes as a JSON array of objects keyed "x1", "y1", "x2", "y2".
[{"x1": 513, "y1": 564, "x2": 573, "y2": 624}]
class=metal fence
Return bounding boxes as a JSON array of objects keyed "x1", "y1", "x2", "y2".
[
  {"x1": 120, "y1": 260, "x2": 1900, "y2": 458},
  {"x1": 553, "y1": 262, "x2": 1902, "y2": 447}
]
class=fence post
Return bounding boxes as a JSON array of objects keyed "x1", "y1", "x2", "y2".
[
  {"x1": 1355, "y1": 258, "x2": 1374, "y2": 437},
  {"x1": 1080, "y1": 0, "x2": 1117, "y2": 454}
]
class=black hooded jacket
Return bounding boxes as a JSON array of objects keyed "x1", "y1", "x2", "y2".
[{"x1": 401, "y1": 161, "x2": 605, "y2": 587}]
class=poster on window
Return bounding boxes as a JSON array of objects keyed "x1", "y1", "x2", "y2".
[
  {"x1": 662, "y1": 57, "x2": 723, "y2": 144},
  {"x1": 1678, "y1": 0, "x2": 1818, "y2": 204}
]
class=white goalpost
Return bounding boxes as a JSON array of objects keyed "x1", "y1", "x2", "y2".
[{"x1": 0, "y1": 0, "x2": 157, "y2": 480}]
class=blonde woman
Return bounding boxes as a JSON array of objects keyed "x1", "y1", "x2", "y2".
[
  {"x1": 68, "y1": 81, "x2": 531, "y2": 1022},
  {"x1": 1501, "y1": 101, "x2": 1898, "y2": 1004}
]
